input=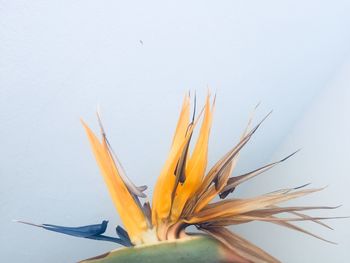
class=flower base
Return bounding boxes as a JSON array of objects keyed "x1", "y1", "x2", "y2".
[{"x1": 80, "y1": 236, "x2": 237, "y2": 263}]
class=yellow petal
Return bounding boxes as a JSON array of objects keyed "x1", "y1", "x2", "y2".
[
  {"x1": 170, "y1": 94, "x2": 214, "y2": 221},
  {"x1": 152, "y1": 95, "x2": 190, "y2": 225},
  {"x1": 171, "y1": 94, "x2": 191, "y2": 148},
  {"x1": 152, "y1": 126, "x2": 193, "y2": 225},
  {"x1": 152, "y1": 95, "x2": 207, "y2": 227},
  {"x1": 82, "y1": 121, "x2": 148, "y2": 243}
]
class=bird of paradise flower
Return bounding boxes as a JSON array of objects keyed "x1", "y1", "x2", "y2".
[{"x1": 17, "y1": 93, "x2": 345, "y2": 263}]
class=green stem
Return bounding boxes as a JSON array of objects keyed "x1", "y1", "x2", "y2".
[{"x1": 80, "y1": 236, "x2": 234, "y2": 263}]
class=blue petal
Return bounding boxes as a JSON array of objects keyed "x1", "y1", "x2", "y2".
[
  {"x1": 116, "y1": 225, "x2": 132, "y2": 246},
  {"x1": 16, "y1": 220, "x2": 133, "y2": 246},
  {"x1": 87, "y1": 235, "x2": 132, "y2": 247},
  {"x1": 42, "y1": 220, "x2": 108, "y2": 237}
]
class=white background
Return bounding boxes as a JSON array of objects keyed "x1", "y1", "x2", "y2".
[{"x1": 1, "y1": 1, "x2": 350, "y2": 262}]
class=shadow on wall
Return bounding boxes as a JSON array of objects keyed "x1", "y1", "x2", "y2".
[{"x1": 236, "y1": 57, "x2": 350, "y2": 263}]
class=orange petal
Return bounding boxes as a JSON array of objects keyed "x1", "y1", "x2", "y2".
[
  {"x1": 82, "y1": 121, "x2": 148, "y2": 243},
  {"x1": 170, "y1": 94, "x2": 214, "y2": 221},
  {"x1": 152, "y1": 94, "x2": 190, "y2": 226}
]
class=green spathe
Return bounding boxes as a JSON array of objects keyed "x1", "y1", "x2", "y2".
[{"x1": 80, "y1": 236, "x2": 231, "y2": 263}]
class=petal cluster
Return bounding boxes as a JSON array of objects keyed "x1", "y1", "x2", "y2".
[
  {"x1": 16, "y1": 94, "x2": 344, "y2": 262},
  {"x1": 69, "y1": 94, "x2": 343, "y2": 261}
]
